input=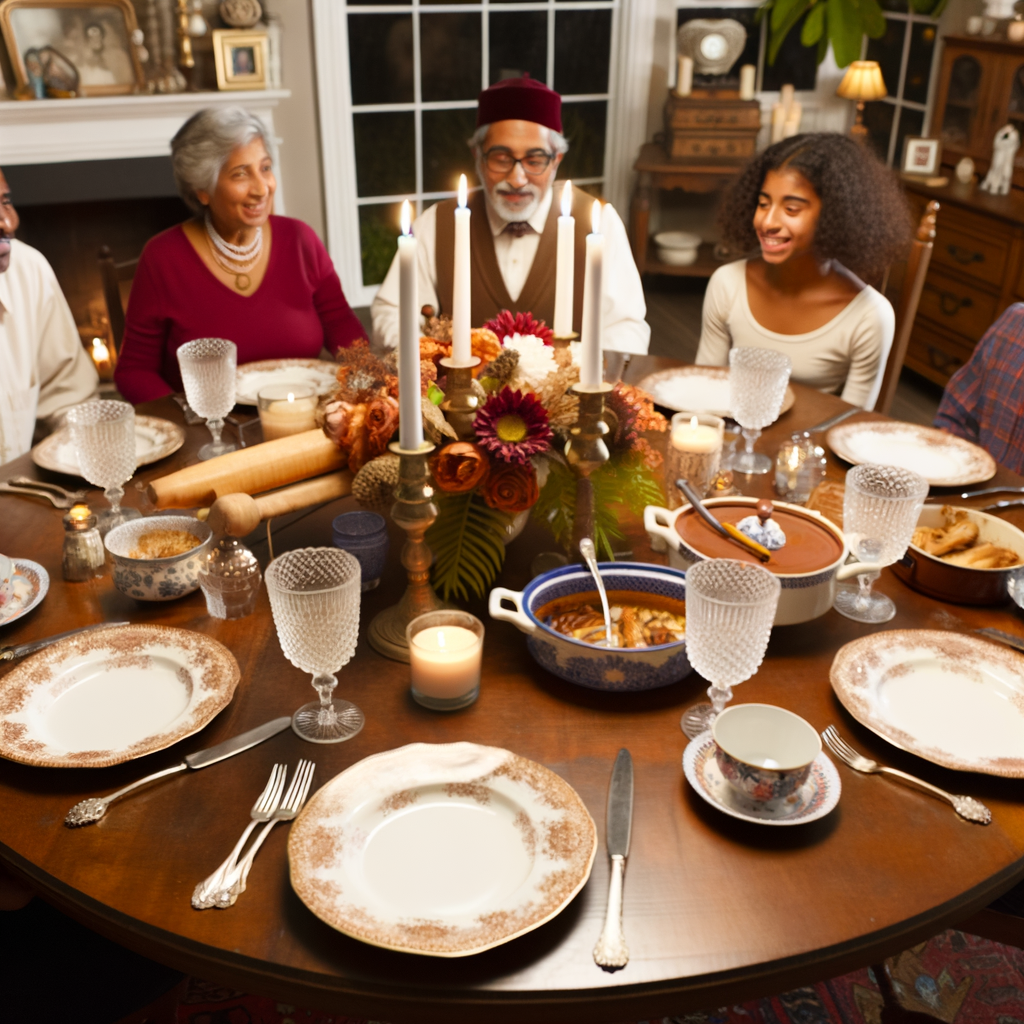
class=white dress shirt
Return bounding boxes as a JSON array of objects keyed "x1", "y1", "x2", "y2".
[
  {"x1": 0, "y1": 239, "x2": 99, "y2": 466},
  {"x1": 371, "y1": 187, "x2": 650, "y2": 356}
]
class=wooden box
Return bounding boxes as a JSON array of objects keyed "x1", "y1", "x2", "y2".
[{"x1": 663, "y1": 92, "x2": 761, "y2": 163}]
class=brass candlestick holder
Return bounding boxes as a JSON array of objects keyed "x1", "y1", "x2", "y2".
[
  {"x1": 368, "y1": 440, "x2": 449, "y2": 662},
  {"x1": 439, "y1": 356, "x2": 481, "y2": 440},
  {"x1": 551, "y1": 331, "x2": 579, "y2": 356},
  {"x1": 565, "y1": 381, "x2": 613, "y2": 557}
]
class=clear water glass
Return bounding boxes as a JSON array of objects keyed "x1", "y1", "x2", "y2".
[
  {"x1": 833, "y1": 462, "x2": 929, "y2": 623},
  {"x1": 729, "y1": 347, "x2": 792, "y2": 475},
  {"x1": 265, "y1": 546, "x2": 364, "y2": 744},
  {"x1": 65, "y1": 400, "x2": 142, "y2": 535},
  {"x1": 177, "y1": 337, "x2": 238, "y2": 461},
  {"x1": 680, "y1": 558, "x2": 782, "y2": 740}
]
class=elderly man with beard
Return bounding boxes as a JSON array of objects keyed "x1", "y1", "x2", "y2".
[{"x1": 371, "y1": 76, "x2": 649, "y2": 361}]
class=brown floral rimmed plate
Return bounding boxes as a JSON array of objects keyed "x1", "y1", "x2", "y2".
[
  {"x1": 636, "y1": 365, "x2": 795, "y2": 418},
  {"x1": 830, "y1": 630, "x2": 1024, "y2": 778},
  {"x1": 288, "y1": 742, "x2": 597, "y2": 957},
  {"x1": 31, "y1": 416, "x2": 185, "y2": 477},
  {"x1": 0, "y1": 624, "x2": 240, "y2": 768},
  {"x1": 0, "y1": 560, "x2": 49, "y2": 628},
  {"x1": 826, "y1": 421, "x2": 996, "y2": 487},
  {"x1": 235, "y1": 359, "x2": 339, "y2": 405}
]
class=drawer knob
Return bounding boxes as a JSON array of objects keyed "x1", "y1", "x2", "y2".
[
  {"x1": 927, "y1": 284, "x2": 974, "y2": 316},
  {"x1": 947, "y1": 244, "x2": 984, "y2": 265},
  {"x1": 927, "y1": 345, "x2": 963, "y2": 374}
]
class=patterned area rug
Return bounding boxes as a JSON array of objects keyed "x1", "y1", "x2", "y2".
[{"x1": 176, "y1": 930, "x2": 1024, "y2": 1024}]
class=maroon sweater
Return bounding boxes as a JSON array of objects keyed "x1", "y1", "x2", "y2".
[{"x1": 115, "y1": 216, "x2": 365, "y2": 403}]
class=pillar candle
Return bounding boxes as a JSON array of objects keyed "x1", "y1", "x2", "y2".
[
  {"x1": 668, "y1": 412, "x2": 724, "y2": 507},
  {"x1": 770, "y1": 102, "x2": 786, "y2": 144},
  {"x1": 553, "y1": 180, "x2": 575, "y2": 337},
  {"x1": 452, "y1": 174, "x2": 472, "y2": 365},
  {"x1": 579, "y1": 200, "x2": 604, "y2": 389},
  {"x1": 398, "y1": 200, "x2": 423, "y2": 451},
  {"x1": 780, "y1": 83, "x2": 795, "y2": 118},
  {"x1": 783, "y1": 101, "x2": 802, "y2": 138},
  {"x1": 739, "y1": 64, "x2": 756, "y2": 101},
  {"x1": 258, "y1": 387, "x2": 318, "y2": 441},
  {"x1": 676, "y1": 55, "x2": 693, "y2": 97}
]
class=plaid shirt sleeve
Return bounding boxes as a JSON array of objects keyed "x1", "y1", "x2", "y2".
[{"x1": 933, "y1": 303, "x2": 1024, "y2": 475}]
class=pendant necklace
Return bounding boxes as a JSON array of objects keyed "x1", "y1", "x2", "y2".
[{"x1": 205, "y1": 216, "x2": 263, "y2": 291}]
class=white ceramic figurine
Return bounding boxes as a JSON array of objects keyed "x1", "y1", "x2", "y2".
[{"x1": 980, "y1": 124, "x2": 1020, "y2": 196}]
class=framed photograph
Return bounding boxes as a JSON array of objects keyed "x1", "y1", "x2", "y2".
[
  {"x1": 901, "y1": 136, "x2": 941, "y2": 178},
  {"x1": 213, "y1": 28, "x2": 267, "y2": 91},
  {"x1": 0, "y1": 0, "x2": 144, "y2": 97}
]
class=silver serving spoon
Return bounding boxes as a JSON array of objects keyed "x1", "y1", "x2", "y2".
[{"x1": 579, "y1": 538, "x2": 616, "y2": 648}]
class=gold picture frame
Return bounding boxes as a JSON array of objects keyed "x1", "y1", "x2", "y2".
[
  {"x1": 0, "y1": 0, "x2": 144, "y2": 97},
  {"x1": 213, "y1": 28, "x2": 267, "y2": 91}
]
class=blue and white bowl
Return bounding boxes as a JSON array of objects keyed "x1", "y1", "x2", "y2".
[
  {"x1": 488, "y1": 562, "x2": 691, "y2": 692},
  {"x1": 105, "y1": 516, "x2": 212, "y2": 602}
]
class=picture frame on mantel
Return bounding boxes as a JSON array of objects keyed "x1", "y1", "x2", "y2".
[
  {"x1": 901, "y1": 136, "x2": 941, "y2": 178},
  {"x1": 0, "y1": 0, "x2": 144, "y2": 97},
  {"x1": 212, "y1": 27, "x2": 267, "y2": 91}
]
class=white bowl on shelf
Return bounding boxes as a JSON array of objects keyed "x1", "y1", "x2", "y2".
[{"x1": 654, "y1": 230, "x2": 701, "y2": 266}]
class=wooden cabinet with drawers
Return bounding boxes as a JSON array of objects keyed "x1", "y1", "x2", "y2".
[{"x1": 904, "y1": 178, "x2": 1024, "y2": 387}]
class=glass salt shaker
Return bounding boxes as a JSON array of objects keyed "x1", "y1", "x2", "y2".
[
  {"x1": 774, "y1": 431, "x2": 825, "y2": 503},
  {"x1": 62, "y1": 504, "x2": 106, "y2": 581},
  {"x1": 198, "y1": 536, "x2": 262, "y2": 620}
]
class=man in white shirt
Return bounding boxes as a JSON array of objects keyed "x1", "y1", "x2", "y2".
[
  {"x1": 371, "y1": 76, "x2": 649, "y2": 359},
  {"x1": 0, "y1": 169, "x2": 98, "y2": 466}
]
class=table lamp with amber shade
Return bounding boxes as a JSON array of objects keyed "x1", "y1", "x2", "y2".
[{"x1": 836, "y1": 60, "x2": 887, "y2": 140}]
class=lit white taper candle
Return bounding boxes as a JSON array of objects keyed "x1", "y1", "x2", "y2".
[
  {"x1": 579, "y1": 199, "x2": 604, "y2": 389},
  {"x1": 398, "y1": 200, "x2": 423, "y2": 451},
  {"x1": 553, "y1": 181, "x2": 575, "y2": 337},
  {"x1": 452, "y1": 174, "x2": 472, "y2": 364}
]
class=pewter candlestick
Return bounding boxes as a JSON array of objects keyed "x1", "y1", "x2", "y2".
[
  {"x1": 565, "y1": 381, "x2": 612, "y2": 558},
  {"x1": 439, "y1": 356, "x2": 481, "y2": 440},
  {"x1": 369, "y1": 440, "x2": 450, "y2": 661}
]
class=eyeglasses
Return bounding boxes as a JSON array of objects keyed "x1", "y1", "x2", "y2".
[{"x1": 482, "y1": 148, "x2": 555, "y2": 176}]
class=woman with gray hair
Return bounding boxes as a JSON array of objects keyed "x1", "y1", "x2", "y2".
[{"x1": 115, "y1": 107, "x2": 365, "y2": 403}]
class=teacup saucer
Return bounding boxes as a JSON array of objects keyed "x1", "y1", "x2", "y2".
[
  {"x1": 683, "y1": 731, "x2": 840, "y2": 826},
  {"x1": 0, "y1": 560, "x2": 49, "y2": 628}
]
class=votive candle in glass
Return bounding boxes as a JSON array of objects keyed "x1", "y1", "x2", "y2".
[
  {"x1": 668, "y1": 412, "x2": 724, "y2": 508},
  {"x1": 774, "y1": 431, "x2": 826, "y2": 504},
  {"x1": 258, "y1": 383, "x2": 318, "y2": 441},
  {"x1": 407, "y1": 610, "x2": 484, "y2": 711}
]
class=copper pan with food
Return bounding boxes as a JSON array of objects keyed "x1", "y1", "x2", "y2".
[{"x1": 892, "y1": 505, "x2": 1024, "y2": 606}]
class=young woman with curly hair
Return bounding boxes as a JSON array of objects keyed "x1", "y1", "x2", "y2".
[{"x1": 695, "y1": 133, "x2": 912, "y2": 408}]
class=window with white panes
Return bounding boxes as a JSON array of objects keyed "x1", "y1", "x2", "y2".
[{"x1": 345, "y1": 0, "x2": 617, "y2": 293}]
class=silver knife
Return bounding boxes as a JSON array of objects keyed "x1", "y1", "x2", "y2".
[
  {"x1": 808, "y1": 407, "x2": 861, "y2": 433},
  {"x1": 1, "y1": 622, "x2": 131, "y2": 663},
  {"x1": 976, "y1": 628, "x2": 1024, "y2": 655},
  {"x1": 64, "y1": 717, "x2": 293, "y2": 827},
  {"x1": 593, "y1": 748, "x2": 633, "y2": 970}
]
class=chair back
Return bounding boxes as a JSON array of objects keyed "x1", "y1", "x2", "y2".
[
  {"x1": 873, "y1": 201, "x2": 939, "y2": 415},
  {"x1": 98, "y1": 245, "x2": 140, "y2": 355}
]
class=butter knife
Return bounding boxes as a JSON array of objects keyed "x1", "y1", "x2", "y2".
[
  {"x1": 593, "y1": 748, "x2": 633, "y2": 970},
  {"x1": 976, "y1": 628, "x2": 1024, "y2": 655},
  {"x1": 807, "y1": 407, "x2": 861, "y2": 433},
  {"x1": 1, "y1": 622, "x2": 131, "y2": 663},
  {"x1": 64, "y1": 717, "x2": 293, "y2": 827}
]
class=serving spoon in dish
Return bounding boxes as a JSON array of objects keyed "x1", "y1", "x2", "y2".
[{"x1": 579, "y1": 538, "x2": 616, "y2": 648}]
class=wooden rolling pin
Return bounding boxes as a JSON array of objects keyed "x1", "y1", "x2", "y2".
[
  {"x1": 201, "y1": 472, "x2": 353, "y2": 536},
  {"x1": 148, "y1": 430, "x2": 345, "y2": 509}
]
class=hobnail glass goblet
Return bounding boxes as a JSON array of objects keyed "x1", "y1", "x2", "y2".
[
  {"x1": 265, "y1": 547, "x2": 364, "y2": 744},
  {"x1": 65, "y1": 400, "x2": 141, "y2": 535},
  {"x1": 833, "y1": 463, "x2": 929, "y2": 623},
  {"x1": 176, "y1": 337, "x2": 238, "y2": 461},
  {"x1": 680, "y1": 558, "x2": 782, "y2": 740},
  {"x1": 729, "y1": 348, "x2": 792, "y2": 475}
]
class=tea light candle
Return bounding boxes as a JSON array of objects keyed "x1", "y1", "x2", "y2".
[
  {"x1": 668, "y1": 412, "x2": 724, "y2": 508},
  {"x1": 407, "y1": 610, "x2": 484, "y2": 710},
  {"x1": 258, "y1": 383, "x2": 318, "y2": 441},
  {"x1": 90, "y1": 336, "x2": 114, "y2": 380},
  {"x1": 774, "y1": 431, "x2": 824, "y2": 503}
]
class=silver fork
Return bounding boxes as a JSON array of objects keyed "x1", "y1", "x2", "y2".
[
  {"x1": 822, "y1": 726, "x2": 991, "y2": 825},
  {"x1": 210, "y1": 759, "x2": 316, "y2": 909},
  {"x1": 191, "y1": 764, "x2": 287, "y2": 910}
]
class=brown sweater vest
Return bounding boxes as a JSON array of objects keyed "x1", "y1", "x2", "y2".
[{"x1": 434, "y1": 186, "x2": 593, "y2": 332}]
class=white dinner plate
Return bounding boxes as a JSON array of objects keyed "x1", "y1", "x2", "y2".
[
  {"x1": 31, "y1": 416, "x2": 185, "y2": 477},
  {"x1": 830, "y1": 630, "x2": 1024, "y2": 778},
  {"x1": 637, "y1": 365, "x2": 796, "y2": 419},
  {"x1": 0, "y1": 624, "x2": 240, "y2": 768},
  {"x1": 0, "y1": 560, "x2": 49, "y2": 628},
  {"x1": 826, "y1": 421, "x2": 996, "y2": 487},
  {"x1": 288, "y1": 742, "x2": 597, "y2": 956},
  {"x1": 235, "y1": 359, "x2": 339, "y2": 405}
]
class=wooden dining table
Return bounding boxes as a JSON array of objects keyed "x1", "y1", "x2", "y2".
[{"x1": 1, "y1": 356, "x2": 1023, "y2": 1024}]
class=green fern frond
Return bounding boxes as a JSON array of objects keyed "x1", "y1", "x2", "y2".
[{"x1": 427, "y1": 490, "x2": 510, "y2": 602}]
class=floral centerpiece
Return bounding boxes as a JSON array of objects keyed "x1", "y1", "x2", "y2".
[{"x1": 317, "y1": 313, "x2": 666, "y2": 602}]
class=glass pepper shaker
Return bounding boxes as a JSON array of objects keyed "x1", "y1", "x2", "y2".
[
  {"x1": 198, "y1": 536, "x2": 262, "y2": 619},
  {"x1": 774, "y1": 431, "x2": 826, "y2": 503},
  {"x1": 62, "y1": 504, "x2": 105, "y2": 581}
]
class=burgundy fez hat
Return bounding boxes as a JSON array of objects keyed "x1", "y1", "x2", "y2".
[{"x1": 476, "y1": 75, "x2": 562, "y2": 133}]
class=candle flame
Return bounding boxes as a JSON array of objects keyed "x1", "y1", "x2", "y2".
[
  {"x1": 458, "y1": 174, "x2": 468, "y2": 209},
  {"x1": 91, "y1": 337, "x2": 110, "y2": 361},
  {"x1": 591, "y1": 200, "x2": 602, "y2": 234},
  {"x1": 70, "y1": 503, "x2": 91, "y2": 521},
  {"x1": 287, "y1": 392, "x2": 295, "y2": 403},
  {"x1": 561, "y1": 180, "x2": 572, "y2": 217},
  {"x1": 436, "y1": 628, "x2": 446, "y2": 649},
  {"x1": 787, "y1": 447, "x2": 801, "y2": 470},
  {"x1": 400, "y1": 199, "x2": 412, "y2": 236},
  {"x1": 689, "y1": 415, "x2": 698, "y2": 430}
]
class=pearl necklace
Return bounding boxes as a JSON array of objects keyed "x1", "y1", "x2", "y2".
[{"x1": 205, "y1": 216, "x2": 263, "y2": 290}]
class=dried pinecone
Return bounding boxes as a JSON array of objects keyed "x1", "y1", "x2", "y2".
[
  {"x1": 422, "y1": 311, "x2": 453, "y2": 342},
  {"x1": 352, "y1": 454, "x2": 400, "y2": 513},
  {"x1": 479, "y1": 348, "x2": 520, "y2": 391},
  {"x1": 531, "y1": 364, "x2": 579, "y2": 430}
]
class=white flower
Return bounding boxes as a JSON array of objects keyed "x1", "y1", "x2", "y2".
[{"x1": 501, "y1": 333, "x2": 557, "y2": 389}]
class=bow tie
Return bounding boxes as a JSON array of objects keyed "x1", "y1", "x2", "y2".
[{"x1": 503, "y1": 221, "x2": 534, "y2": 238}]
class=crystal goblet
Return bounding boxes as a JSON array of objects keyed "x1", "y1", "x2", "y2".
[
  {"x1": 729, "y1": 347, "x2": 792, "y2": 475},
  {"x1": 680, "y1": 558, "x2": 782, "y2": 740},
  {"x1": 176, "y1": 337, "x2": 238, "y2": 461},
  {"x1": 833, "y1": 463, "x2": 929, "y2": 623},
  {"x1": 265, "y1": 547, "x2": 364, "y2": 744},
  {"x1": 65, "y1": 400, "x2": 141, "y2": 535}
]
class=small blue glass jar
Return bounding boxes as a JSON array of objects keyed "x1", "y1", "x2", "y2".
[{"x1": 332, "y1": 511, "x2": 389, "y2": 591}]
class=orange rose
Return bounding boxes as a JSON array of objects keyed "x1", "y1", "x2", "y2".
[
  {"x1": 481, "y1": 461, "x2": 538, "y2": 513},
  {"x1": 365, "y1": 396, "x2": 399, "y2": 459},
  {"x1": 430, "y1": 442, "x2": 490, "y2": 493}
]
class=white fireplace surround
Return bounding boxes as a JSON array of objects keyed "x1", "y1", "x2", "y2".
[{"x1": 0, "y1": 89, "x2": 291, "y2": 212}]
